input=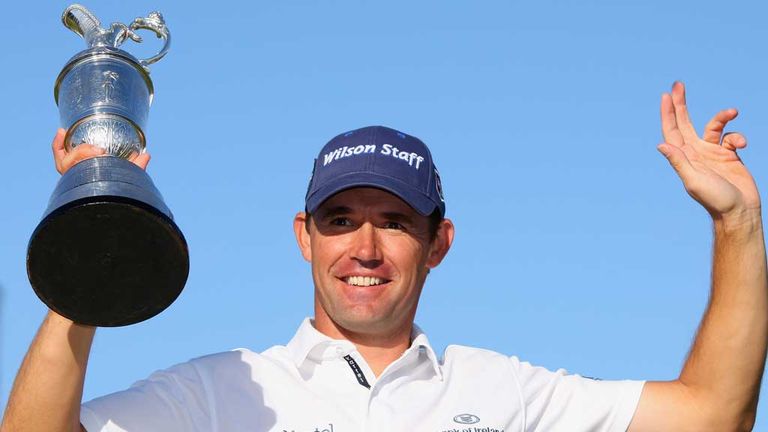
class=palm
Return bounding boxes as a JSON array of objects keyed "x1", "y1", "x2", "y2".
[{"x1": 660, "y1": 83, "x2": 760, "y2": 218}]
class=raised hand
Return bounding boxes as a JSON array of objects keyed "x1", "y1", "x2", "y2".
[
  {"x1": 658, "y1": 82, "x2": 760, "y2": 222},
  {"x1": 51, "y1": 128, "x2": 151, "y2": 175}
]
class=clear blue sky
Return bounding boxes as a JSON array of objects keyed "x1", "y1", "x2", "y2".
[{"x1": 3, "y1": 0, "x2": 768, "y2": 428}]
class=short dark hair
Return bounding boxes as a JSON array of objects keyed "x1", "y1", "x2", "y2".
[
  {"x1": 305, "y1": 208, "x2": 444, "y2": 242},
  {"x1": 426, "y1": 208, "x2": 443, "y2": 241}
]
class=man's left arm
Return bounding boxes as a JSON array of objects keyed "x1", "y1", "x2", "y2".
[{"x1": 628, "y1": 82, "x2": 767, "y2": 432}]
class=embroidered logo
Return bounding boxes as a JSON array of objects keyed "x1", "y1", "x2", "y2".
[
  {"x1": 320, "y1": 143, "x2": 426, "y2": 169},
  {"x1": 453, "y1": 413, "x2": 480, "y2": 424},
  {"x1": 434, "y1": 167, "x2": 445, "y2": 202}
]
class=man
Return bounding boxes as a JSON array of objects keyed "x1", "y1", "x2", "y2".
[{"x1": 2, "y1": 82, "x2": 766, "y2": 431}]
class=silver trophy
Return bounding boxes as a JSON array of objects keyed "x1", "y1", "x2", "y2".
[
  {"x1": 27, "y1": 5, "x2": 188, "y2": 327},
  {"x1": 55, "y1": 4, "x2": 170, "y2": 158}
]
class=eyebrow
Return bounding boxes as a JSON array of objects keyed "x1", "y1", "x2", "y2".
[
  {"x1": 315, "y1": 207, "x2": 414, "y2": 224},
  {"x1": 315, "y1": 206, "x2": 352, "y2": 219},
  {"x1": 381, "y1": 211, "x2": 415, "y2": 225}
]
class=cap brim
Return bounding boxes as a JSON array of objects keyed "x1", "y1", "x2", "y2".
[{"x1": 306, "y1": 172, "x2": 439, "y2": 216}]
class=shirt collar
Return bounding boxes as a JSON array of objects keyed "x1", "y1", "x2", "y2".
[
  {"x1": 410, "y1": 323, "x2": 444, "y2": 381},
  {"x1": 286, "y1": 318, "x2": 354, "y2": 367},
  {"x1": 286, "y1": 318, "x2": 443, "y2": 380}
]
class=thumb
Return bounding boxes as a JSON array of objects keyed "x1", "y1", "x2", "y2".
[
  {"x1": 131, "y1": 152, "x2": 151, "y2": 170},
  {"x1": 721, "y1": 132, "x2": 747, "y2": 151},
  {"x1": 657, "y1": 143, "x2": 694, "y2": 182}
]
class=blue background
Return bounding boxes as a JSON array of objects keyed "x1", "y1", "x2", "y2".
[{"x1": 2, "y1": 0, "x2": 768, "y2": 428}]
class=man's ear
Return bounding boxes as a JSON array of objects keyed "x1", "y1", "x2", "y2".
[
  {"x1": 293, "y1": 211, "x2": 312, "y2": 262},
  {"x1": 426, "y1": 218, "x2": 455, "y2": 269}
]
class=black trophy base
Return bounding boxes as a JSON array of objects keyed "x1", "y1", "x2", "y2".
[
  {"x1": 28, "y1": 198, "x2": 188, "y2": 326},
  {"x1": 27, "y1": 156, "x2": 189, "y2": 327}
]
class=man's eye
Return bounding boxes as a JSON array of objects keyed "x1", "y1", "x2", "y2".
[
  {"x1": 330, "y1": 217, "x2": 352, "y2": 226},
  {"x1": 384, "y1": 221, "x2": 405, "y2": 230}
]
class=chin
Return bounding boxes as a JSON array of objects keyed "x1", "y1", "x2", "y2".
[{"x1": 332, "y1": 308, "x2": 396, "y2": 334}]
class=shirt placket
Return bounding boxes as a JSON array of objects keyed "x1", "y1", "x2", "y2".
[
  {"x1": 364, "y1": 346, "x2": 425, "y2": 432},
  {"x1": 320, "y1": 343, "x2": 373, "y2": 430}
]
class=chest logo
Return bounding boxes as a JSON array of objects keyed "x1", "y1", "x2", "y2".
[{"x1": 453, "y1": 413, "x2": 480, "y2": 424}]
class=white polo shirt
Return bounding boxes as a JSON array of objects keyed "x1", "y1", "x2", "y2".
[{"x1": 81, "y1": 319, "x2": 644, "y2": 432}]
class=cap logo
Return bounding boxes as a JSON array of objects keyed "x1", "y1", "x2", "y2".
[
  {"x1": 321, "y1": 143, "x2": 426, "y2": 170},
  {"x1": 381, "y1": 144, "x2": 425, "y2": 169},
  {"x1": 434, "y1": 168, "x2": 445, "y2": 202},
  {"x1": 322, "y1": 144, "x2": 377, "y2": 166}
]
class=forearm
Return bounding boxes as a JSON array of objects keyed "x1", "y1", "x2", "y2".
[
  {"x1": 1, "y1": 311, "x2": 96, "y2": 432},
  {"x1": 680, "y1": 209, "x2": 768, "y2": 426}
]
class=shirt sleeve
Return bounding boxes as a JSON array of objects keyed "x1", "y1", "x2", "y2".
[
  {"x1": 510, "y1": 356, "x2": 645, "y2": 432},
  {"x1": 80, "y1": 361, "x2": 211, "y2": 432}
]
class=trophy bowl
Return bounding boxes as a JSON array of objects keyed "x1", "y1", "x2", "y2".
[{"x1": 55, "y1": 46, "x2": 152, "y2": 159}]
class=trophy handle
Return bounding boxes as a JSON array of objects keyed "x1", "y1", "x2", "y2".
[
  {"x1": 62, "y1": 4, "x2": 104, "y2": 46},
  {"x1": 128, "y1": 12, "x2": 171, "y2": 69}
]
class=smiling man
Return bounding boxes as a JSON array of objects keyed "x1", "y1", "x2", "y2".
[
  {"x1": 2, "y1": 84, "x2": 767, "y2": 431},
  {"x1": 296, "y1": 127, "x2": 453, "y2": 379}
]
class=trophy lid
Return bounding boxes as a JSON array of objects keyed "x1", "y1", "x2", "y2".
[
  {"x1": 54, "y1": 5, "x2": 170, "y2": 104},
  {"x1": 61, "y1": 4, "x2": 171, "y2": 69}
]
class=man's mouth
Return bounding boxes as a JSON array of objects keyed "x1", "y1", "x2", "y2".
[{"x1": 343, "y1": 276, "x2": 389, "y2": 287}]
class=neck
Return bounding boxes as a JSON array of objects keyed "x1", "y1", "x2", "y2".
[{"x1": 313, "y1": 315, "x2": 413, "y2": 377}]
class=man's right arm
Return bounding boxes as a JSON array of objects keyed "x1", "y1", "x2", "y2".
[
  {"x1": 1, "y1": 130, "x2": 151, "y2": 432},
  {"x1": 1, "y1": 311, "x2": 95, "y2": 432}
]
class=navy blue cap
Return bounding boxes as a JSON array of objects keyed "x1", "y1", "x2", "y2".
[{"x1": 305, "y1": 126, "x2": 445, "y2": 217}]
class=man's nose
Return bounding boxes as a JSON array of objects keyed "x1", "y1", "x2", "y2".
[{"x1": 351, "y1": 222, "x2": 382, "y2": 267}]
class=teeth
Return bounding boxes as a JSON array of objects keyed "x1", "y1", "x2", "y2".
[{"x1": 345, "y1": 276, "x2": 384, "y2": 287}]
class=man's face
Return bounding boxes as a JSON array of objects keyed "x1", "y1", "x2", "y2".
[{"x1": 294, "y1": 187, "x2": 453, "y2": 338}]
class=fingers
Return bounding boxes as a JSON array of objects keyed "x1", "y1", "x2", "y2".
[
  {"x1": 59, "y1": 145, "x2": 106, "y2": 174},
  {"x1": 51, "y1": 129, "x2": 67, "y2": 173},
  {"x1": 58, "y1": 146, "x2": 150, "y2": 173},
  {"x1": 664, "y1": 83, "x2": 742, "y2": 153},
  {"x1": 722, "y1": 132, "x2": 747, "y2": 151},
  {"x1": 131, "y1": 152, "x2": 151, "y2": 170},
  {"x1": 51, "y1": 129, "x2": 152, "y2": 174},
  {"x1": 670, "y1": 82, "x2": 700, "y2": 144},
  {"x1": 658, "y1": 142, "x2": 695, "y2": 183},
  {"x1": 661, "y1": 93, "x2": 685, "y2": 147},
  {"x1": 702, "y1": 108, "x2": 738, "y2": 144},
  {"x1": 52, "y1": 129, "x2": 107, "y2": 174}
]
